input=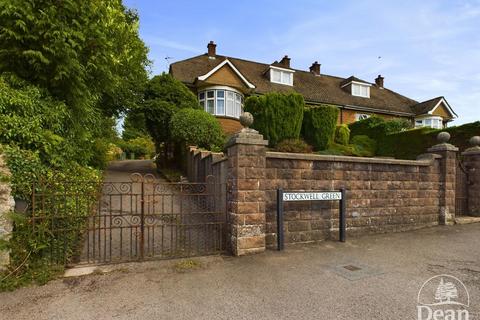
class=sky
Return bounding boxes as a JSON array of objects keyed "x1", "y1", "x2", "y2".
[{"x1": 124, "y1": 0, "x2": 480, "y2": 125}]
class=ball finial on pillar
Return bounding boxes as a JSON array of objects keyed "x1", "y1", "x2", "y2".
[
  {"x1": 469, "y1": 136, "x2": 480, "y2": 147},
  {"x1": 437, "y1": 131, "x2": 451, "y2": 144},
  {"x1": 240, "y1": 112, "x2": 254, "y2": 128}
]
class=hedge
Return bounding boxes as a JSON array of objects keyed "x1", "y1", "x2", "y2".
[
  {"x1": 335, "y1": 124, "x2": 350, "y2": 146},
  {"x1": 302, "y1": 105, "x2": 339, "y2": 150},
  {"x1": 244, "y1": 92, "x2": 304, "y2": 146},
  {"x1": 170, "y1": 108, "x2": 224, "y2": 151},
  {"x1": 348, "y1": 116, "x2": 412, "y2": 147},
  {"x1": 378, "y1": 121, "x2": 480, "y2": 159}
]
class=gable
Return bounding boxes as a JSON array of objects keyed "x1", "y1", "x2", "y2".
[
  {"x1": 432, "y1": 102, "x2": 453, "y2": 119},
  {"x1": 203, "y1": 64, "x2": 248, "y2": 89}
]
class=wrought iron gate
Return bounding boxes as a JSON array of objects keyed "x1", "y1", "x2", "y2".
[
  {"x1": 30, "y1": 173, "x2": 226, "y2": 266},
  {"x1": 455, "y1": 159, "x2": 470, "y2": 216}
]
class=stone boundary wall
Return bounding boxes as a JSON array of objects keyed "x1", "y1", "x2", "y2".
[
  {"x1": 185, "y1": 129, "x2": 462, "y2": 255},
  {"x1": 186, "y1": 146, "x2": 227, "y2": 184},
  {"x1": 462, "y1": 140, "x2": 480, "y2": 216},
  {"x1": 0, "y1": 154, "x2": 14, "y2": 270},
  {"x1": 185, "y1": 146, "x2": 228, "y2": 218},
  {"x1": 264, "y1": 152, "x2": 444, "y2": 248}
]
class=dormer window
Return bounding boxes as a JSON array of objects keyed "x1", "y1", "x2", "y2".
[
  {"x1": 352, "y1": 83, "x2": 370, "y2": 98},
  {"x1": 269, "y1": 66, "x2": 294, "y2": 86},
  {"x1": 341, "y1": 77, "x2": 372, "y2": 98}
]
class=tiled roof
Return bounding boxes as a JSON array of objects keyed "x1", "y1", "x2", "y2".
[
  {"x1": 410, "y1": 97, "x2": 444, "y2": 116},
  {"x1": 170, "y1": 54, "x2": 450, "y2": 117},
  {"x1": 340, "y1": 76, "x2": 371, "y2": 87}
]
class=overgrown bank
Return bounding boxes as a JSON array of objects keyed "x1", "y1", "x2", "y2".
[{"x1": 0, "y1": 0, "x2": 149, "y2": 290}]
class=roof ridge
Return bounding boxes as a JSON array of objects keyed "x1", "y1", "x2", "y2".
[
  {"x1": 170, "y1": 53, "x2": 209, "y2": 66},
  {"x1": 415, "y1": 96, "x2": 444, "y2": 104}
]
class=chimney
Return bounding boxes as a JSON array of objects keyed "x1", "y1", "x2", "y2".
[
  {"x1": 207, "y1": 41, "x2": 216, "y2": 58},
  {"x1": 375, "y1": 75, "x2": 384, "y2": 88},
  {"x1": 279, "y1": 55, "x2": 290, "y2": 68},
  {"x1": 309, "y1": 61, "x2": 321, "y2": 76}
]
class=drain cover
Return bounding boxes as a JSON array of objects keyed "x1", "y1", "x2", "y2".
[{"x1": 343, "y1": 265, "x2": 362, "y2": 272}]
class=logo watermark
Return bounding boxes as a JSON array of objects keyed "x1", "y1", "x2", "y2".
[{"x1": 417, "y1": 274, "x2": 470, "y2": 320}]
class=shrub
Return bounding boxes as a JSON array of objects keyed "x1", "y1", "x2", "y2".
[
  {"x1": 275, "y1": 139, "x2": 313, "y2": 153},
  {"x1": 0, "y1": 145, "x2": 45, "y2": 200},
  {"x1": 335, "y1": 125, "x2": 350, "y2": 146},
  {"x1": 317, "y1": 143, "x2": 356, "y2": 156},
  {"x1": 316, "y1": 135, "x2": 376, "y2": 157},
  {"x1": 118, "y1": 137, "x2": 155, "y2": 159},
  {"x1": 89, "y1": 138, "x2": 111, "y2": 169},
  {"x1": 378, "y1": 121, "x2": 480, "y2": 159},
  {"x1": 349, "y1": 116, "x2": 412, "y2": 145},
  {"x1": 302, "y1": 105, "x2": 339, "y2": 150},
  {"x1": 351, "y1": 135, "x2": 377, "y2": 157},
  {"x1": 383, "y1": 118, "x2": 413, "y2": 134},
  {"x1": 170, "y1": 109, "x2": 224, "y2": 151},
  {"x1": 244, "y1": 92, "x2": 304, "y2": 146},
  {"x1": 348, "y1": 115, "x2": 385, "y2": 137}
]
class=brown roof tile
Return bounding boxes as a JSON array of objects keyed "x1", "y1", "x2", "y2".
[
  {"x1": 410, "y1": 97, "x2": 443, "y2": 115},
  {"x1": 169, "y1": 54, "x2": 449, "y2": 117}
]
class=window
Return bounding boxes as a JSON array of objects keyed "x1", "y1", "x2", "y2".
[
  {"x1": 206, "y1": 90, "x2": 215, "y2": 114},
  {"x1": 355, "y1": 113, "x2": 370, "y2": 121},
  {"x1": 216, "y1": 90, "x2": 225, "y2": 115},
  {"x1": 415, "y1": 117, "x2": 443, "y2": 129},
  {"x1": 352, "y1": 83, "x2": 370, "y2": 98},
  {"x1": 198, "y1": 88, "x2": 243, "y2": 119},
  {"x1": 270, "y1": 68, "x2": 293, "y2": 86}
]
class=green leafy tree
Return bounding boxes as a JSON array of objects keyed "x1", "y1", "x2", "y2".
[
  {"x1": 122, "y1": 109, "x2": 149, "y2": 141},
  {"x1": 142, "y1": 74, "x2": 201, "y2": 165},
  {"x1": 0, "y1": 0, "x2": 149, "y2": 120}
]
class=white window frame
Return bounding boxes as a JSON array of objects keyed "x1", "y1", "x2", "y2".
[
  {"x1": 269, "y1": 66, "x2": 294, "y2": 86},
  {"x1": 215, "y1": 90, "x2": 225, "y2": 116},
  {"x1": 351, "y1": 83, "x2": 370, "y2": 98},
  {"x1": 198, "y1": 86, "x2": 243, "y2": 119},
  {"x1": 414, "y1": 116, "x2": 443, "y2": 129},
  {"x1": 355, "y1": 113, "x2": 370, "y2": 121}
]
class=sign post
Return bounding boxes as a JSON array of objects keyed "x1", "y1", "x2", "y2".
[
  {"x1": 276, "y1": 189, "x2": 284, "y2": 251},
  {"x1": 339, "y1": 188, "x2": 346, "y2": 243},
  {"x1": 277, "y1": 188, "x2": 347, "y2": 251}
]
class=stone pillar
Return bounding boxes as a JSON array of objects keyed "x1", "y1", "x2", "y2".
[
  {"x1": 226, "y1": 113, "x2": 268, "y2": 256},
  {"x1": 0, "y1": 154, "x2": 14, "y2": 271},
  {"x1": 462, "y1": 136, "x2": 480, "y2": 216},
  {"x1": 427, "y1": 132, "x2": 458, "y2": 225}
]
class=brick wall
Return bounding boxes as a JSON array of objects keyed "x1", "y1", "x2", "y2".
[
  {"x1": 462, "y1": 146, "x2": 480, "y2": 216},
  {"x1": 185, "y1": 131, "x2": 464, "y2": 255},
  {"x1": 263, "y1": 152, "x2": 443, "y2": 247}
]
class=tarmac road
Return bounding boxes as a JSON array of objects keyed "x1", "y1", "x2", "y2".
[{"x1": 1, "y1": 222, "x2": 479, "y2": 320}]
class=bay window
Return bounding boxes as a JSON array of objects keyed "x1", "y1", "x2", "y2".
[
  {"x1": 198, "y1": 87, "x2": 243, "y2": 119},
  {"x1": 415, "y1": 116, "x2": 443, "y2": 129}
]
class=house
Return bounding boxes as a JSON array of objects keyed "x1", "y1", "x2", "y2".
[{"x1": 169, "y1": 41, "x2": 457, "y2": 134}]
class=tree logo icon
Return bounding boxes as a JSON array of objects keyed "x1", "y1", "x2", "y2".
[
  {"x1": 417, "y1": 274, "x2": 470, "y2": 320},
  {"x1": 434, "y1": 277, "x2": 459, "y2": 305}
]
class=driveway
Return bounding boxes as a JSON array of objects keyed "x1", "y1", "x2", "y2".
[
  {"x1": 1, "y1": 224, "x2": 480, "y2": 320},
  {"x1": 80, "y1": 160, "x2": 223, "y2": 264}
]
